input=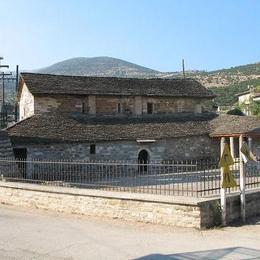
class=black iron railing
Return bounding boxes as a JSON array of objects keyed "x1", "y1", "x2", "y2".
[{"x1": 0, "y1": 158, "x2": 259, "y2": 197}]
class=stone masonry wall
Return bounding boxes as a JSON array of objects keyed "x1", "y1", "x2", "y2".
[
  {"x1": 16, "y1": 135, "x2": 219, "y2": 162},
  {"x1": 0, "y1": 182, "x2": 203, "y2": 228},
  {"x1": 31, "y1": 94, "x2": 209, "y2": 116},
  {"x1": 141, "y1": 97, "x2": 204, "y2": 114},
  {"x1": 19, "y1": 84, "x2": 34, "y2": 120},
  {"x1": 35, "y1": 96, "x2": 89, "y2": 114},
  {"x1": 1, "y1": 182, "x2": 259, "y2": 228},
  {"x1": 199, "y1": 189, "x2": 260, "y2": 227},
  {"x1": 96, "y1": 96, "x2": 135, "y2": 115}
]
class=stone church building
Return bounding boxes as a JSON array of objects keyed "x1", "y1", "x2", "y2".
[{"x1": 4, "y1": 73, "x2": 260, "y2": 162}]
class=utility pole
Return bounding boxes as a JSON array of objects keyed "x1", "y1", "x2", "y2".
[
  {"x1": 0, "y1": 57, "x2": 9, "y2": 126},
  {"x1": 182, "y1": 59, "x2": 186, "y2": 78},
  {"x1": 15, "y1": 65, "x2": 19, "y2": 122},
  {"x1": 0, "y1": 57, "x2": 18, "y2": 127},
  {"x1": 2, "y1": 71, "x2": 12, "y2": 113}
]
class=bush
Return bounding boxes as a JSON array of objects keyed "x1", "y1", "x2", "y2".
[{"x1": 226, "y1": 108, "x2": 244, "y2": 116}]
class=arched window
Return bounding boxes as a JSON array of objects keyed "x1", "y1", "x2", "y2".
[
  {"x1": 138, "y1": 149, "x2": 149, "y2": 163},
  {"x1": 138, "y1": 149, "x2": 150, "y2": 173}
]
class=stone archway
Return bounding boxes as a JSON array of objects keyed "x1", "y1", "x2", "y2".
[
  {"x1": 138, "y1": 149, "x2": 149, "y2": 173},
  {"x1": 138, "y1": 149, "x2": 149, "y2": 163}
]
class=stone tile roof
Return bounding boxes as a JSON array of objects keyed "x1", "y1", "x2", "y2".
[
  {"x1": 7, "y1": 113, "x2": 216, "y2": 143},
  {"x1": 20, "y1": 73, "x2": 215, "y2": 98},
  {"x1": 7, "y1": 113, "x2": 260, "y2": 143},
  {"x1": 209, "y1": 114, "x2": 260, "y2": 137}
]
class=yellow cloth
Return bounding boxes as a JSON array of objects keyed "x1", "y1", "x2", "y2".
[
  {"x1": 219, "y1": 143, "x2": 234, "y2": 167},
  {"x1": 221, "y1": 166, "x2": 237, "y2": 188}
]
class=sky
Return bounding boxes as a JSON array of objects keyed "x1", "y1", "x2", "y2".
[{"x1": 0, "y1": 0, "x2": 260, "y2": 72}]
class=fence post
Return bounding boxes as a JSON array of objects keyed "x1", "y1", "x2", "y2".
[
  {"x1": 239, "y1": 134, "x2": 246, "y2": 223},
  {"x1": 220, "y1": 137, "x2": 226, "y2": 226},
  {"x1": 230, "y1": 137, "x2": 235, "y2": 158}
]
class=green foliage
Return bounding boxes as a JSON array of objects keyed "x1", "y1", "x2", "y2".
[
  {"x1": 210, "y1": 201, "x2": 222, "y2": 227},
  {"x1": 209, "y1": 62, "x2": 260, "y2": 75},
  {"x1": 226, "y1": 107, "x2": 244, "y2": 116},
  {"x1": 255, "y1": 85, "x2": 260, "y2": 92},
  {"x1": 249, "y1": 101, "x2": 260, "y2": 116},
  {"x1": 211, "y1": 78, "x2": 260, "y2": 106}
]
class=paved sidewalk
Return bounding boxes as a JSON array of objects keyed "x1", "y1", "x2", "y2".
[{"x1": 0, "y1": 205, "x2": 260, "y2": 259}]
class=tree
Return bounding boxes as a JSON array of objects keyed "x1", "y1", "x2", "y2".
[{"x1": 226, "y1": 107, "x2": 244, "y2": 116}]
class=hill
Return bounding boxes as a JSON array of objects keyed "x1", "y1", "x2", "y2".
[
  {"x1": 189, "y1": 62, "x2": 260, "y2": 88},
  {"x1": 37, "y1": 57, "x2": 159, "y2": 78}
]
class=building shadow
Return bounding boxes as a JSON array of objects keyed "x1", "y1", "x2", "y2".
[
  {"x1": 224, "y1": 215, "x2": 260, "y2": 228},
  {"x1": 246, "y1": 216, "x2": 260, "y2": 226},
  {"x1": 135, "y1": 247, "x2": 260, "y2": 260}
]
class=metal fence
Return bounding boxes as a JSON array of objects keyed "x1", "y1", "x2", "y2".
[{"x1": 0, "y1": 158, "x2": 260, "y2": 197}]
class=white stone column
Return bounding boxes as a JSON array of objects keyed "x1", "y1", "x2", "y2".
[
  {"x1": 230, "y1": 137, "x2": 235, "y2": 158},
  {"x1": 248, "y1": 137, "x2": 253, "y2": 151},
  {"x1": 239, "y1": 135, "x2": 246, "y2": 223},
  {"x1": 220, "y1": 137, "x2": 225, "y2": 155},
  {"x1": 220, "y1": 137, "x2": 226, "y2": 226}
]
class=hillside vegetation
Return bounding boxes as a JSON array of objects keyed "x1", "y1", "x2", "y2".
[{"x1": 211, "y1": 78, "x2": 260, "y2": 106}]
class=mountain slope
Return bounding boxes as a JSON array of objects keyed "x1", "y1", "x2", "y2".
[
  {"x1": 189, "y1": 62, "x2": 260, "y2": 88},
  {"x1": 38, "y1": 56, "x2": 159, "y2": 78}
]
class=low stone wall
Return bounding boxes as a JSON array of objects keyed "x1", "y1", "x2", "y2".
[
  {"x1": 199, "y1": 189, "x2": 260, "y2": 227},
  {"x1": 0, "y1": 181, "x2": 207, "y2": 228},
  {"x1": 226, "y1": 189, "x2": 260, "y2": 223},
  {"x1": 0, "y1": 181, "x2": 259, "y2": 228}
]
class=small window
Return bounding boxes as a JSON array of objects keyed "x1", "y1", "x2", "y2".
[
  {"x1": 82, "y1": 102, "x2": 85, "y2": 113},
  {"x1": 117, "y1": 103, "x2": 122, "y2": 113},
  {"x1": 90, "y1": 144, "x2": 96, "y2": 154},
  {"x1": 147, "y1": 103, "x2": 153, "y2": 114}
]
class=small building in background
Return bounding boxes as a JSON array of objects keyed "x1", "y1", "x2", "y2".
[{"x1": 236, "y1": 85, "x2": 260, "y2": 116}]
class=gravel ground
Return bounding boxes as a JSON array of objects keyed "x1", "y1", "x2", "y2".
[{"x1": 0, "y1": 205, "x2": 260, "y2": 259}]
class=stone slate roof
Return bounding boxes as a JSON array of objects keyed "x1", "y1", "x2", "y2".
[
  {"x1": 209, "y1": 114, "x2": 260, "y2": 137},
  {"x1": 7, "y1": 113, "x2": 215, "y2": 143},
  {"x1": 20, "y1": 73, "x2": 215, "y2": 98},
  {"x1": 7, "y1": 113, "x2": 260, "y2": 144}
]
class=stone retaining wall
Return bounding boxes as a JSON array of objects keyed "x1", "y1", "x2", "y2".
[
  {"x1": 0, "y1": 181, "x2": 259, "y2": 229},
  {"x1": 199, "y1": 189, "x2": 260, "y2": 227},
  {"x1": 0, "y1": 181, "x2": 206, "y2": 228}
]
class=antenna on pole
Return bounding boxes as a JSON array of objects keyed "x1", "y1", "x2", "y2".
[
  {"x1": 0, "y1": 57, "x2": 9, "y2": 69},
  {"x1": 182, "y1": 58, "x2": 186, "y2": 78}
]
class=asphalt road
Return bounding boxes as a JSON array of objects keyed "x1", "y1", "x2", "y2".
[{"x1": 0, "y1": 205, "x2": 260, "y2": 260}]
